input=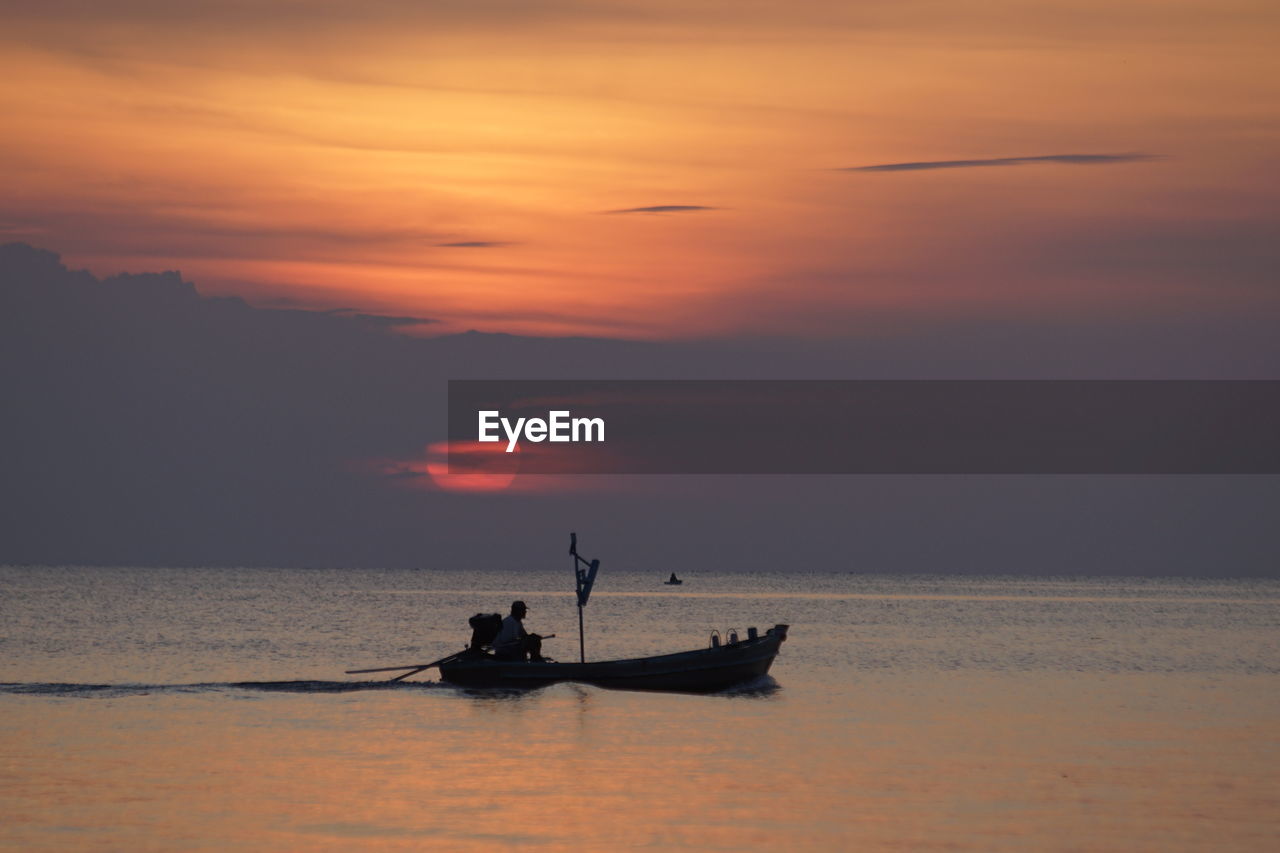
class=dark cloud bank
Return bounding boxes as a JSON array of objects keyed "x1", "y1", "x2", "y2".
[{"x1": 1, "y1": 242, "x2": 1276, "y2": 574}]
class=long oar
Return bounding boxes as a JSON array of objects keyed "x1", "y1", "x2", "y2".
[
  {"x1": 345, "y1": 652, "x2": 462, "y2": 679},
  {"x1": 388, "y1": 664, "x2": 441, "y2": 683}
]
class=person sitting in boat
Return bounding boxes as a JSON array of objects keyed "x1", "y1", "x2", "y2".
[{"x1": 492, "y1": 600, "x2": 545, "y2": 662}]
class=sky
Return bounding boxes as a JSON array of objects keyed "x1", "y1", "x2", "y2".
[
  {"x1": 2, "y1": 0, "x2": 1276, "y2": 338},
  {"x1": 1, "y1": 2, "x2": 1277, "y2": 572}
]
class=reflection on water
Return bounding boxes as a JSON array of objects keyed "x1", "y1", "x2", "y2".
[{"x1": 1, "y1": 567, "x2": 1277, "y2": 850}]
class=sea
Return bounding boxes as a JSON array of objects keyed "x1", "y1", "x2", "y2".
[{"x1": 1, "y1": 566, "x2": 1277, "y2": 851}]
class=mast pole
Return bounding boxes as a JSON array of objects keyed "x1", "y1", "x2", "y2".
[{"x1": 571, "y1": 532, "x2": 586, "y2": 663}]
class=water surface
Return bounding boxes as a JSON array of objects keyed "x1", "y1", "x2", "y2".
[{"x1": 2, "y1": 567, "x2": 1276, "y2": 850}]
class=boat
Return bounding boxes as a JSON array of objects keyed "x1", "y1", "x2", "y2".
[
  {"x1": 664, "y1": 572, "x2": 683, "y2": 585},
  {"x1": 438, "y1": 624, "x2": 788, "y2": 693},
  {"x1": 345, "y1": 533, "x2": 788, "y2": 693}
]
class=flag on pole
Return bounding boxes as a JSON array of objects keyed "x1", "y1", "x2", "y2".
[
  {"x1": 570, "y1": 532, "x2": 600, "y2": 606},
  {"x1": 578, "y1": 559, "x2": 599, "y2": 606}
]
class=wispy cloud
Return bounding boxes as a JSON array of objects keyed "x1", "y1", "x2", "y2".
[
  {"x1": 843, "y1": 153, "x2": 1156, "y2": 173},
  {"x1": 603, "y1": 205, "x2": 718, "y2": 214},
  {"x1": 255, "y1": 306, "x2": 438, "y2": 327},
  {"x1": 344, "y1": 312, "x2": 438, "y2": 328},
  {"x1": 436, "y1": 241, "x2": 513, "y2": 248}
]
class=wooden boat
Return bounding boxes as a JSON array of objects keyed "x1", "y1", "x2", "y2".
[
  {"x1": 438, "y1": 624, "x2": 788, "y2": 693},
  {"x1": 345, "y1": 535, "x2": 788, "y2": 693}
]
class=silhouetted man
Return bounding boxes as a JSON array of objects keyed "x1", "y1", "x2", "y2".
[{"x1": 492, "y1": 600, "x2": 544, "y2": 662}]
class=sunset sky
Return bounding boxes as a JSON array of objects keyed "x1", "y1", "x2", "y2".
[
  {"x1": 5, "y1": 9, "x2": 1278, "y2": 845},
  {"x1": 3, "y1": 0, "x2": 1276, "y2": 338}
]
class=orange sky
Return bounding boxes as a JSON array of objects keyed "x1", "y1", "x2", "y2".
[{"x1": 1, "y1": 0, "x2": 1276, "y2": 337}]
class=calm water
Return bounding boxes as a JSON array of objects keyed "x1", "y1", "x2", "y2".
[{"x1": 1, "y1": 567, "x2": 1277, "y2": 851}]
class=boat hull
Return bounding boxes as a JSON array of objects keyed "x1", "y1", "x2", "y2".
[{"x1": 439, "y1": 625, "x2": 788, "y2": 693}]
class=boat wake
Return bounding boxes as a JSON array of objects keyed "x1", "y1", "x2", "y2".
[
  {"x1": 0, "y1": 680, "x2": 452, "y2": 698},
  {"x1": 713, "y1": 675, "x2": 781, "y2": 697},
  {"x1": 1, "y1": 676, "x2": 780, "y2": 699}
]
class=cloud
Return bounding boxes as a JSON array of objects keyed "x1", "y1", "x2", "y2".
[
  {"x1": 843, "y1": 153, "x2": 1157, "y2": 173},
  {"x1": 0, "y1": 206, "x2": 450, "y2": 267},
  {"x1": 336, "y1": 310, "x2": 438, "y2": 327},
  {"x1": 243, "y1": 304, "x2": 438, "y2": 327},
  {"x1": 436, "y1": 241, "x2": 514, "y2": 248},
  {"x1": 603, "y1": 205, "x2": 718, "y2": 214},
  {"x1": 2, "y1": 241, "x2": 1276, "y2": 574}
]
